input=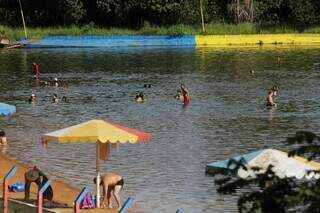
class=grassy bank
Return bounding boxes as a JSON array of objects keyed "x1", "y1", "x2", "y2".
[{"x1": 1, "y1": 23, "x2": 320, "y2": 41}]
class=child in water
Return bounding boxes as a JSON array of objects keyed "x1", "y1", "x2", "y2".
[
  {"x1": 0, "y1": 130, "x2": 7, "y2": 145},
  {"x1": 52, "y1": 94, "x2": 59, "y2": 103},
  {"x1": 62, "y1": 96, "x2": 68, "y2": 102},
  {"x1": 28, "y1": 94, "x2": 36, "y2": 103},
  {"x1": 135, "y1": 92, "x2": 144, "y2": 102},
  {"x1": 271, "y1": 85, "x2": 279, "y2": 97},
  {"x1": 53, "y1": 78, "x2": 59, "y2": 87},
  {"x1": 174, "y1": 90, "x2": 183, "y2": 101}
]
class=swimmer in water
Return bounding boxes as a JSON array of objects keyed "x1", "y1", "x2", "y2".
[
  {"x1": 135, "y1": 92, "x2": 144, "y2": 103},
  {"x1": 44, "y1": 81, "x2": 50, "y2": 87},
  {"x1": 271, "y1": 85, "x2": 279, "y2": 97},
  {"x1": 62, "y1": 96, "x2": 68, "y2": 102},
  {"x1": 52, "y1": 93, "x2": 59, "y2": 103},
  {"x1": 28, "y1": 94, "x2": 36, "y2": 103},
  {"x1": 53, "y1": 77, "x2": 59, "y2": 87},
  {"x1": 0, "y1": 130, "x2": 7, "y2": 146},
  {"x1": 266, "y1": 90, "x2": 276, "y2": 107},
  {"x1": 180, "y1": 84, "x2": 190, "y2": 105},
  {"x1": 174, "y1": 90, "x2": 183, "y2": 101},
  {"x1": 32, "y1": 62, "x2": 39, "y2": 80},
  {"x1": 144, "y1": 84, "x2": 151, "y2": 88}
]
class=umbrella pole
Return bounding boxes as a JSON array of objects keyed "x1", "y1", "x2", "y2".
[{"x1": 96, "y1": 142, "x2": 101, "y2": 208}]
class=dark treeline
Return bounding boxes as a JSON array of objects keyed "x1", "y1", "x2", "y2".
[{"x1": 1, "y1": 0, "x2": 320, "y2": 29}]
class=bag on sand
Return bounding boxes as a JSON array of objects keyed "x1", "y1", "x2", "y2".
[
  {"x1": 80, "y1": 193, "x2": 94, "y2": 209},
  {"x1": 9, "y1": 182, "x2": 25, "y2": 192}
]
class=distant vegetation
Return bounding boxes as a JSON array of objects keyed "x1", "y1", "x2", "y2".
[
  {"x1": 1, "y1": 0, "x2": 320, "y2": 39},
  {"x1": 2, "y1": 23, "x2": 320, "y2": 40}
]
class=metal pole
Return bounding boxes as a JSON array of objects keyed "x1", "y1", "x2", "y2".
[
  {"x1": 96, "y1": 142, "x2": 101, "y2": 208},
  {"x1": 200, "y1": 0, "x2": 205, "y2": 32},
  {"x1": 18, "y1": 0, "x2": 28, "y2": 39},
  {"x1": 3, "y1": 166, "x2": 17, "y2": 213}
]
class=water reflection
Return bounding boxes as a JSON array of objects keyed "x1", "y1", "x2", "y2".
[{"x1": 0, "y1": 46, "x2": 320, "y2": 212}]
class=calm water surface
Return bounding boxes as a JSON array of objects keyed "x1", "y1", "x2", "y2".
[{"x1": 0, "y1": 46, "x2": 320, "y2": 213}]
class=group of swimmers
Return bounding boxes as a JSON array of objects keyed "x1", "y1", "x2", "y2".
[
  {"x1": 134, "y1": 83, "x2": 191, "y2": 106},
  {"x1": 30, "y1": 62, "x2": 69, "y2": 104},
  {"x1": 33, "y1": 61, "x2": 280, "y2": 109},
  {"x1": 28, "y1": 93, "x2": 68, "y2": 103}
]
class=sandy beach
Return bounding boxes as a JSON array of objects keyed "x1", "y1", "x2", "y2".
[{"x1": 0, "y1": 153, "x2": 133, "y2": 213}]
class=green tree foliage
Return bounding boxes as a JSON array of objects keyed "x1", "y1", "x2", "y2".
[
  {"x1": 287, "y1": 0, "x2": 320, "y2": 28},
  {"x1": 0, "y1": 0, "x2": 320, "y2": 28},
  {"x1": 212, "y1": 131, "x2": 320, "y2": 213},
  {"x1": 0, "y1": 0, "x2": 85, "y2": 26}
]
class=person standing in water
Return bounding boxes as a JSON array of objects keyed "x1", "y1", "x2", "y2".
[
  {"x1": 0, "y1": 130, "x2": 7, "y2": 145},
  {"x1": 266, "y1": 90, "x2": 276, "y2": 107},
  {"x1": 32, "y1": 62, "x2": 39, "y2": 80},
  {"x1": 180, "y1": 84, "x2": 190, "y2": 105},
  {"x1": 174, "y1": 90, "x2": 183, "y2": 101}
]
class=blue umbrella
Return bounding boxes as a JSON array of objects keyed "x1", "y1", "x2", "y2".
[{"x1": 0, "y1": 102, "x2": 16, "y2": 116}]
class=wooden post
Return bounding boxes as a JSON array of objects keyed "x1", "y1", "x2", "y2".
[
  {"x1": 37, "y1": 193, "x2": 43, "y2": 213},
  {"x1": 18, "y1": 0, "x2": 28, "y2": 39},
  {"x1": 74, "y1": 187, "x2": 89, "y2": 213},
  {"x1": 37, "y1": 179, "x2": 51, "y2": 213},
  {"x1": 118, "y1": 197, "x2": 133, "y2": 213},
  {"x1": 199, "y1": 0, "x2": 205, "y2": 33},
  {"x1": 3, "y1": 166, "x2": 17, "y2": 213},
  {"x1": 236, "y1": 0, "x2": 240, "y2": 24},
  {"x1": 250, "y1": 0, "x2": 254, "y2": 21}
]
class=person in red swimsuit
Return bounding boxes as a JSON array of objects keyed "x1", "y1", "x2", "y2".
[
  {"x1": 180, "y1": 83, "x2": 190, "y2": 105},
  {"x1": 33, "y1": 62, "x2": 39, "y2": 80}
]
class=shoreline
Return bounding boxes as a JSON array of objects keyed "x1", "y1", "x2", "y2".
[
  {"x1": 0, "y1": 152, "x2": 79, "y2": 205},
  {"x1": 0, "y1": 152, "x2": 129, "y2": 213}
]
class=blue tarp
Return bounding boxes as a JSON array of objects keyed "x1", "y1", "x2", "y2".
[
  {"x1": 25, "y1": 36, "x2": 196, "y2": 48},
  {"x1": 206, "y1": 150, "x2": 264, "y2": 174},
  {"x1": 0, "y1": 102, "x2": 16, "y2": 116}
]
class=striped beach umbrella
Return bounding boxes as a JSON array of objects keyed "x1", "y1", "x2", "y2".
[
  {"x1": 42, "y1": 119, "x2": 150, "y2": 208},
  {"x1": 206, "y1": 149, "x2": 320, "y2": 179},
  {"x1": 0, "y1": 102, "x2": 16, "y2": 116}
]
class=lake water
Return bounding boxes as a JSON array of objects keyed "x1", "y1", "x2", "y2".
[{"x1": 0, "y1": 46, "x2": 320, "y2": 213}]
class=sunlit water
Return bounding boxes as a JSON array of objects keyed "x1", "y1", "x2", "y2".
[{"x1": 0, "y1": 46, "x2": 320, "y2": 213}]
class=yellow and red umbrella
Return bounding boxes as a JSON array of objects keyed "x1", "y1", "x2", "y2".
[{"x1": 42, "y1": 119, "x2": 150, "y2": 207}]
